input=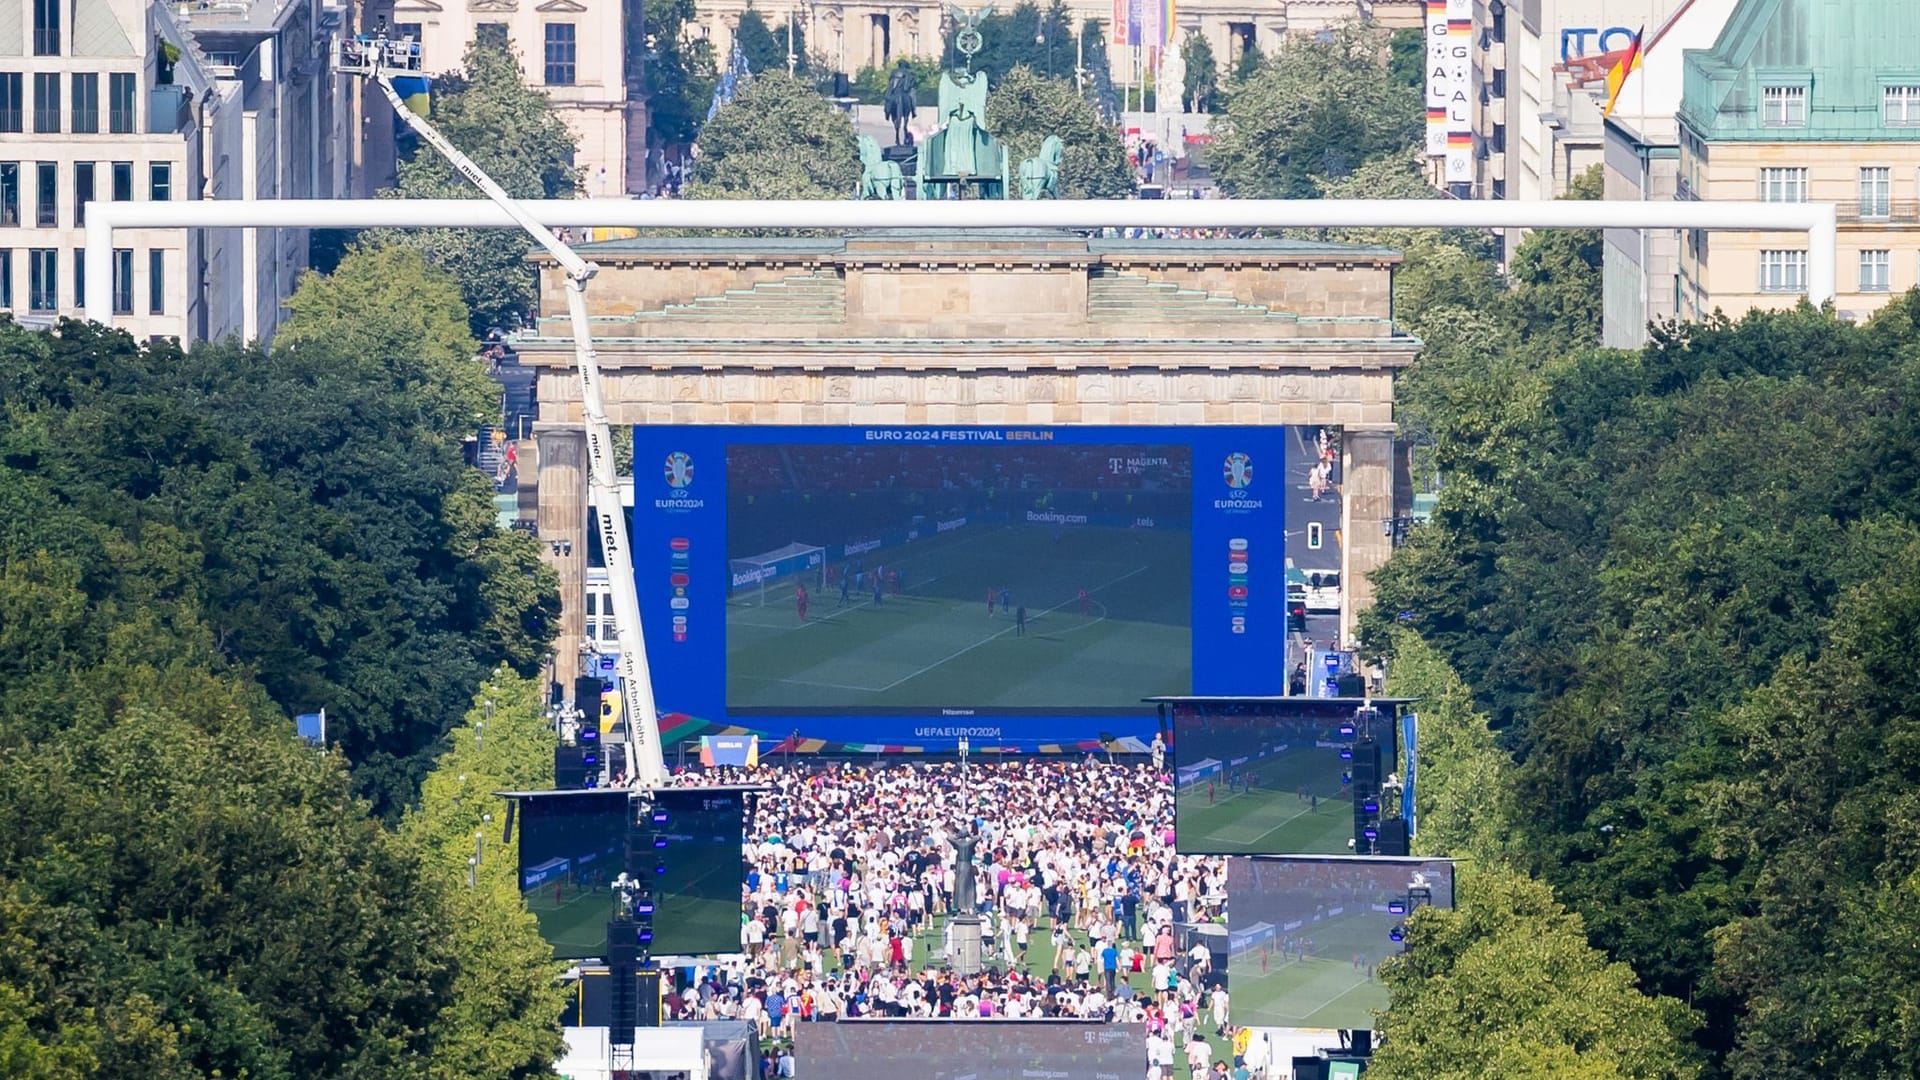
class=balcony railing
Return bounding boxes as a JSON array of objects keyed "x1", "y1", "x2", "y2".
[{"x1": 1836, "y1": 200, "x2": 1920, "y2": 223}]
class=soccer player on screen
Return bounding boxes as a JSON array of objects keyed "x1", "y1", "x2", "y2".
[
  {"x1": 872, "y1": 578, "x2": 883, "y2": 607},
  {"x1": 796, "y1": 584, "x2": 809, "y2": 623},
  {"x1": 987, "y1": 588, "x2": 995, "y2": 617},
  {"x1": 1000, "y1": 586, "x2": 1012, "y2": 613},
  {"x1": 1078, "y1": 586, "x2": 1089, "y2": 615},
  {"x1": 839, "y1": 573, "x2": 851, "y2": 606},
  {"x1": 1015, "y1": 605, "x2": 1027, "y2": 636}
]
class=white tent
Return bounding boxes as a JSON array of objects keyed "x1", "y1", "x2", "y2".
[{"x1": 558, "y1": 1026, "x2": 708, "y2": 1080}]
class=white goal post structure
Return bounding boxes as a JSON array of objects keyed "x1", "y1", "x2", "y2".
[
  {"x1": 729, "y1": 542, "x2": 828, "y2": 605},
  {"x1": 84, "y1": 197, "x2": 1841, "y2": 320}
]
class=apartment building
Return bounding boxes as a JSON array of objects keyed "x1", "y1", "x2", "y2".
[
  {"x1": 0, "y1": 0, "x2": 346, "y2": 343},
  {"x1": 380, "y1": 0, "x2": 643, "y2": 195},
  {"x1": 1674, "y1": 0, "x2": 1920, "y2": 323}
]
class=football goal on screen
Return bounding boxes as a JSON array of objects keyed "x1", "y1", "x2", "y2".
[{"x1": 729, "y1": 542, "x2": 827, "y2": 605}]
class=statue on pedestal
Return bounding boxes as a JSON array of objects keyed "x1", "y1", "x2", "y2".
[
  {"x1": 952, "y1": 829, "x2": 978, "y2": 914},
  {"x1": 884, "y1": 59, "x2": 918, "y2": 146}
]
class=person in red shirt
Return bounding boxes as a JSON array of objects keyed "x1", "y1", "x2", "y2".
[
  {"x1": 796, "y1": 584, "x2": 809, "y2": 623},
  {"x1": 987, "y1": 587, "x2": 996, "y2": 617}
]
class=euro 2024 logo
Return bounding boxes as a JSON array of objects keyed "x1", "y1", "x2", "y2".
[
  {"x1": 664, "y1": 451, "x2": 695, "y2": 489},
  {"x1": 1223, "y1": 452, "x2": 1253, "y2": 490}
]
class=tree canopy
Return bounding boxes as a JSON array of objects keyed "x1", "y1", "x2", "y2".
[
  {"x1": 1181, "y1": 31, "x2": 1219, "y2": 112},
  {"x1": 1363, "y1": 289, "x2": 1920, "y2": 1071},
  {"x1": 0, "y1": 251, "x2": 564, "y2": 1073},
  {"x1": 943, "y1": 0, "x2": 1075, "y2": 85},
  {"x1": 986, "y1": 66, "x2": 1135, "y2": 199},
  {"x1": 1208, "y1": 21, "x2": 1419, "y2": 197},
  {"x1": 370, "y1": 38, "x2": 581, "y2": 332},
  {"x1": 687, "y1": 74, "x2": 860, "y2": 200},
  {"x1": 643, "y1": 0, "x2": 719, "y2": 148}
]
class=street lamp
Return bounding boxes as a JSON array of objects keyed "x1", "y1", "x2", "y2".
[{"x1": 1037, "y1": 32, "x2": 1053, "y2": 79}]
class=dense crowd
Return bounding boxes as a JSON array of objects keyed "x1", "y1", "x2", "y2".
[{"x1": 662, "y1": 758, "x2": 1272, "y2": 1078}]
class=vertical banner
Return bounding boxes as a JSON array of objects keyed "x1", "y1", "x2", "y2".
[
  {"x1": 1161, "y1": 0, "x2": 1176, "y2": 50},
  {"x1": 1140, "y1": 0, "x2": 1162, "y2": 54},
  {"x1": 1444, "y1": 0, "x2": 1474, "y2": 184},
  {"x1": 1400, "y1": 712, "x2": 1418, "y2": 837},
  {"x1": 1423, "y1": 0, "x2": 1448, "y2": 155},
  {"x1": 1112, "y1": 0, "x2": 1131, "y2": 51}
]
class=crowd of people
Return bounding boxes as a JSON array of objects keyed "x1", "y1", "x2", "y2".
[{"x1": 659, "y1": 757, "x2": 1276, "y2": 1078}]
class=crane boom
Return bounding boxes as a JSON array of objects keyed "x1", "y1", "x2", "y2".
[{"x1": 346, "y1": 38, "x2": 668, "y2": 788}]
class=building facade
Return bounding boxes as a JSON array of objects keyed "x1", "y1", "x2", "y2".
[
  {"x1": 691, "y1": 0, "x2": 1420, "y2": 91},
  {"x1": 1599, "y1": 0, "x2": 1736, "y2": 346},
  {"x1": 1675, "y1": 0, "x2": 1920, "y2": 323},
  {"x1": 382, "y1": 0, "x2": 644, "y2": 195},
  {"x1": 0, "y1": 0, "x2": 345, "y2": 343}
]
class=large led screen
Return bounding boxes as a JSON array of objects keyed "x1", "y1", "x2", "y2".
[
  {"x1": 795, "y1": 1021, "x2": 1142, "y2": 1080},
  {"x1": 1174, "y1": 701, "x2": 1400, "y2": 855},
  {"x1": 518, "y1": 790, "x2": 629, "y2": 961},
  {"x1": 634, "y1": 426, "x2": 1296, "y2": 749},
  {"x1": 1226, "y1": 857, "x2": 1455, "y2": 1030}
]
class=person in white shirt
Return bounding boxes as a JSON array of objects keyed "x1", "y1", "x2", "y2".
[{"x1": 1184, "y1": 1035, "x2": 1212, "y2": 1079}]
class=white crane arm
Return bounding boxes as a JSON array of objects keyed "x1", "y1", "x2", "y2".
[{"x1": 351, "y1": 49, "x2": 668, "y2": 788}]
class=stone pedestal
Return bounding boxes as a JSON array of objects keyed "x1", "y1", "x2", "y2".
[
  {"x1": 535, "y1": 424, "x2": 589, "y2": 691},
  {"x1": 949, "y1": 914, "x2": 985, "y2": 976}
]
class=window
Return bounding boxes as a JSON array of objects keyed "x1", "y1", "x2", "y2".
[
  {"x1": 0, "y1": 74, "x2": 21, "y2": 133},
  {"x1": 1886, "y1": 85, "x2": 1920, "y2": 126},
  {"x1": 73, "y1": 247, "x2": 84, "y2": 309},
  {"x1": 35, "y1": 162, "x2": 56, "y2": 227},
  {"x1": 1762, "y1": 85, "x2": 1807, "y2": 127},
  {"x1": 149, "y1": 162, "x2": 171, "y2": 201},
  {"x1": 32, "y1": 0, "x2": 60, "y2": 55},
  {"x1": 544, "y1": 23, "x2": 577, "y2": 85},
  {"x1": 33, "y1": 72, "x2": 60, "y2": 133},
  {"x1": 111, "y1": 248, "x2": 131, "y2": 314},
  {"x1": 28, "y1": 249, "x2": 54, "y2": 311},
  {"x1": 1760, "y1": 249, "x2": 1808, "y2": 293},
  {"x1": 111, "y1": 162, "x2": 132, "y2": 202},
  {"x1": 109, "y1": 73, "x2": 136, "y2": 134},
  {"x1": 1859, "y1": 167, "x2": 1891, "y2": 219},
  {"x1": 1759, "y1": 167, "x2": 1807, "y2": 202},
  {"x1": 476, "y1": 22, "x2": 508, "y2": 49},
  {"x1": 73, "y1": 162, "x2": 93, "y2": 226},
  {"x1": 0, "y1": 250, "x2": 11, "y2": 309},
  {"x1": 148, "y1": 248, "x2": 164, "y2": 315},
  {"x1": 0, "y1": 163, "x2": 17, "y2": 227},
  {"x1": 1860, "y1": 250, "x2": 1891, "y2": 292},
  {"x1": 70, "y1": 73, "x2": 98, "y2": 133}
]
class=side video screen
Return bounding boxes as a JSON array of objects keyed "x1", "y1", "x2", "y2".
[
  {"x1": 1226, "y1": 857, "x2": 1455, "y2": 1030},
  {"x1": 1174, "y1": 702, "x2": 1396, "y2": 855},
  {"x1": 650, "y1": 787, "x2": 747, "y2": 957},
  {"x1": 518, "y1": 791, "x2": 629, "y2": 961},
  {"x1": 795, "y1": 1021, "x2": 1142, "y2": 1080}
]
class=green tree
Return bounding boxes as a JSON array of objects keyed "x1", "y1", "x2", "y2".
[
  {"x1": 1509, "y1": 165, "x2": 1605, "y2": 348},
  {"x1": 1372, "y1": 865, "x2": 1702, "y2": 1080},
  {"x1": 733, "y1": 6, "x2": 786, "y2": 78},
  {"x1": 1079, "y1": 19, "x2": 1120, "y2": 120},
  {"x1": 1181, "y1": 31, "x2": 1219, "y2": 112},
  {"x1": 643, "y1": 0, "x2": 719, "y2": 148},
  {"x1": 400, "y1": 670, "x2": 569, "y2": 1079},
  {"x1": 370, "y1": 38, "x2": 581, "y2": 332},
  {"x1": 987, "y1": 66, "x2": 1134, "y2": 199},
  {"x1": 687, "y1": 73, "x2": 860, "y2": 199},
  {"x1": 1381, "y1": 629, "x2": 1518, "y2": 862},
  {"x1": 1230, "y1": 42, "x2": 1262, "y2": 83},
  {"x1": 1209, "y1": 21, "x2": 1419, "y2": 197},
  {"x1": 945, "y1": 0, "x2": 1074, "y2": 84},
  {"x1": 1388, "y1": 26, "x2": 1424, "y2": 92}
]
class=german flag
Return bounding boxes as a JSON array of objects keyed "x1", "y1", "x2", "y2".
[
  {"x1": 1604, "y1": 26, "x2": 1646, "y2": 116},
  {"x1": 1425, "y1": 0, "x2": 1446, "y2": 14},
  {"x1": 1447, "y1": 18, "x2": 1472, "y2": 33},
  {"x1": 1447, "y1": 131, "x2": 1473, "y2": 148},
  {"x1": 1427, "y1": 106, "x2": 1447, "y2": 122}
]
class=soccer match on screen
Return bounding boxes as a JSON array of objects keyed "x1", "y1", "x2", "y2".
[{"x1": 724, "y1": 442, "x2": 1194, "y2": 713}]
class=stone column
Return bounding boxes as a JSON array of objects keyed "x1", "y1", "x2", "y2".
[
  {"x1": 536, "y1": 424, "x2": 590, "y2": 692},
  {"x1": 1339, "y1": 425, "x2": 1396, "y2": 647}
]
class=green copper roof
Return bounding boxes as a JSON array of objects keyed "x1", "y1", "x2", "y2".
[{"x1": 1680, "y1": 0, "x2": 1920, "y2": 141}]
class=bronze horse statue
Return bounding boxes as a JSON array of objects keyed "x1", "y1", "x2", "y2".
[{"x1": 883, "y1": 59, "x2": 917, "y2": 146}]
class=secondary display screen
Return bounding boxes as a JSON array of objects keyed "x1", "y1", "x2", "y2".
[
  {"x1": 518, "y1": 791, "x2": 629, "y2": 961},
  {"x1": 634, "y1": 426, "x2": 1294, "y2": 749},
  {"x1": 795, "y1": 1021, "x2": 1142, "y2": 1080},
  {"x1": 650, "y1": 788, "x2": 747, "y2": 957},
  {"x1": 1174, "y1": 702, "x2": 1399, "y2": 855},
  {"x1": 1226, "y1": 857, "x2": 1455, "y2": 1031},
  {"x1": 517, "y1": 788, "x2": 748, "y2": 960}
]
